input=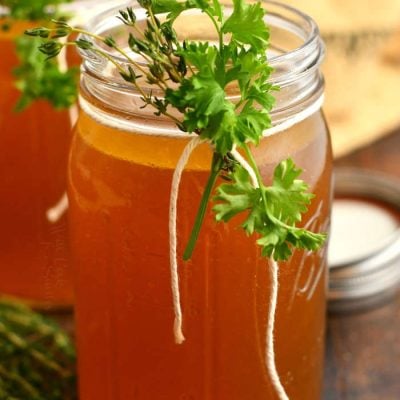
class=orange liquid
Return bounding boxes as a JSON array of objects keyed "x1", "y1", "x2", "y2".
[
  {"x1": 0, "y1": 21, "x2": 73, "y2": 306},
  {"x1": 69, "y1": 104, "x2": 332, "y2": 399}
]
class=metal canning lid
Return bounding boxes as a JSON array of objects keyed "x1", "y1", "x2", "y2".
[{"x1": 328, "y1": 168, "x2": 400, "y2": 312}]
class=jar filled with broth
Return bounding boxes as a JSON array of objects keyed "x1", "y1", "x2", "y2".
[{"x1": 68, "y1": 1, "x2": 332, "y2": 398}]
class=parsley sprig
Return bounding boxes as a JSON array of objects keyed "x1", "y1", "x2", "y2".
[
  {"x1": 26, "y1": 0, "x2": 327, "y2": 261},
  {"x1": 13, "y1": 36, "x2": 78, "y2": 111},
  {"x1": 1, "y1": 0, "x2": 78, "y2": 111}
]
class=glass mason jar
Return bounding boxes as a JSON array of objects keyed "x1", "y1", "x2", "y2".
[
  {"x1": 69, "y1": 1, "x2": 332, "y2": 399},
  {"x1": 0, "y1": 15, "x2": 72, "y2": 307},
  {"x1": 0, "y1": 0, "x2": 116, "y2": 308}
]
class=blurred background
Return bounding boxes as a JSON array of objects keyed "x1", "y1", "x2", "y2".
[{"x1": 284, "y1": 0, "x2": 400, "y2": 157}]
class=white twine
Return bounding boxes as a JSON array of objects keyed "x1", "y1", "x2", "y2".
[
  {"x1": 169, "y1": 139, "x2": 288, "y2": 398},
  {"x1": 231, "y1": 149, "x2": 289, "y2": 400},
  {"x1": 46, "y1": 192, "x2": 69, "y2": 223},
  {"x1": 169, "y1": 135, "x2": 202, "y2": 344},
  {"x1": 266, "y1": 258, "x2": 289, "y2": 400},
  {"x1": 230, "y1": 147, "x2": 258, "y2": 187}
]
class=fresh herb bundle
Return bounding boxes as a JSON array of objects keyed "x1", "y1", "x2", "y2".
[
  {"x1": 0, "y1": 300, "x2": 76, "y2": 400},
  {"x1": 0, "y1": 0, "x2": 78, "y2": 111},
  {"x1": 26, "y1": 0, "x2": 327, "y2": 261}
]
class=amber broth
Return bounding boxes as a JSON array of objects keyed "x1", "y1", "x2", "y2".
[
  {"x1": 69, "y1": 100, "x2": 332, "y2": 399},
  {"x1": 0, "y1": 21, "x2": 73, "y2": 306}
]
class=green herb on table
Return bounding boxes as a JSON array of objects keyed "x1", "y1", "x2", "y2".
[
  {"x1": 0, "y1": 299, "x2": 76, "y2": 400},
  {"x1": 25, "y1": 0, "x2": 327, "y2": 261}
]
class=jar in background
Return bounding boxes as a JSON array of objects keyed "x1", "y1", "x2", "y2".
[
  {"x1": 69, "y1": 2, "x2": 332, "y2": 398},
  {"x1": 0, "y1": 0, "x2": 117, "y2": 308},
  {"x1": 0, "y1": 18, "x2": 73, "y2": 308}
]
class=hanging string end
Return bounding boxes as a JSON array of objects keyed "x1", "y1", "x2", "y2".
[{"x1": 174, "y1": 319, "x2": 186, "y2": 344}]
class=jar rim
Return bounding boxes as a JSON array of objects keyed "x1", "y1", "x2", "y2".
[
  {"x1": 79, "y1": 0, "x2": 323, "y2": 83},
  {"x1": 78, "y1": 0, "x2": 325, "y2": 130},
  {"x1": 263, "y1": 1, "x2": 320, "y2": 65}
]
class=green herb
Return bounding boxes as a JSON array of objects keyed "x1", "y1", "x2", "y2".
[
  {"x1": 0, "y1": 299, "x2": 76, "y2": 399},
  {"x1": 0, "y1": 0, "x2": 77, "y2": 111},
  {"x1": 13, "y1": 36, "x2": 78, "y2": 111},
  {"x1": 214, "y1": 158, "x2": 326, "y2": 260},
  {"x1": 26, "y1": 0, "x2": 327, "y2": 261},
  {"x1": 0, "y1": 0, "x2": 68, "y2": 21}
]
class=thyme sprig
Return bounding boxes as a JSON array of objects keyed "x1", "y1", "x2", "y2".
[{"x1": 26, "y1": 0, "x2": 327, "y2": 261}]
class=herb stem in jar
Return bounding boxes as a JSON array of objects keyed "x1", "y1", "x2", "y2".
[{"x1": 183, "y1": 152, "x2": 224, "y2": 261}]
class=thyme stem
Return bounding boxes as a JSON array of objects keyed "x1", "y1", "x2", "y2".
[{"x1": 72, "y1": 28, "x2": 167, "y2": 91}]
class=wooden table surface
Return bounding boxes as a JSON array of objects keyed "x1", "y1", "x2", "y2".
[{"x1": 323, "y1": 127, "x2": 400, "y2": 399}]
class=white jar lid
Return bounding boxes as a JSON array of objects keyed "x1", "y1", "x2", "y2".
[{"x1": 328, "y1": 168, "x2": 400, "y2": 312}]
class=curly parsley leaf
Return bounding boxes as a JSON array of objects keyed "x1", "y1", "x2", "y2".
[
  {"x1": 222, "y1": 0, "x2": 269, "y2": 49},
  {"x1": 151, "y1": 0, "x2": 188, "y2": 20},
  {"x1": 151, "y1": 0, "x2": 213, "y2": 21},
  {"x1": 214, "y1": 159, "x2": 327, "y2": 260},
  {"x1": 213, "y1": 163, "x2": 256, "y2": 221},
  {"x1": 165, "y1": 25, "x2": 274, "y2": 154}
]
